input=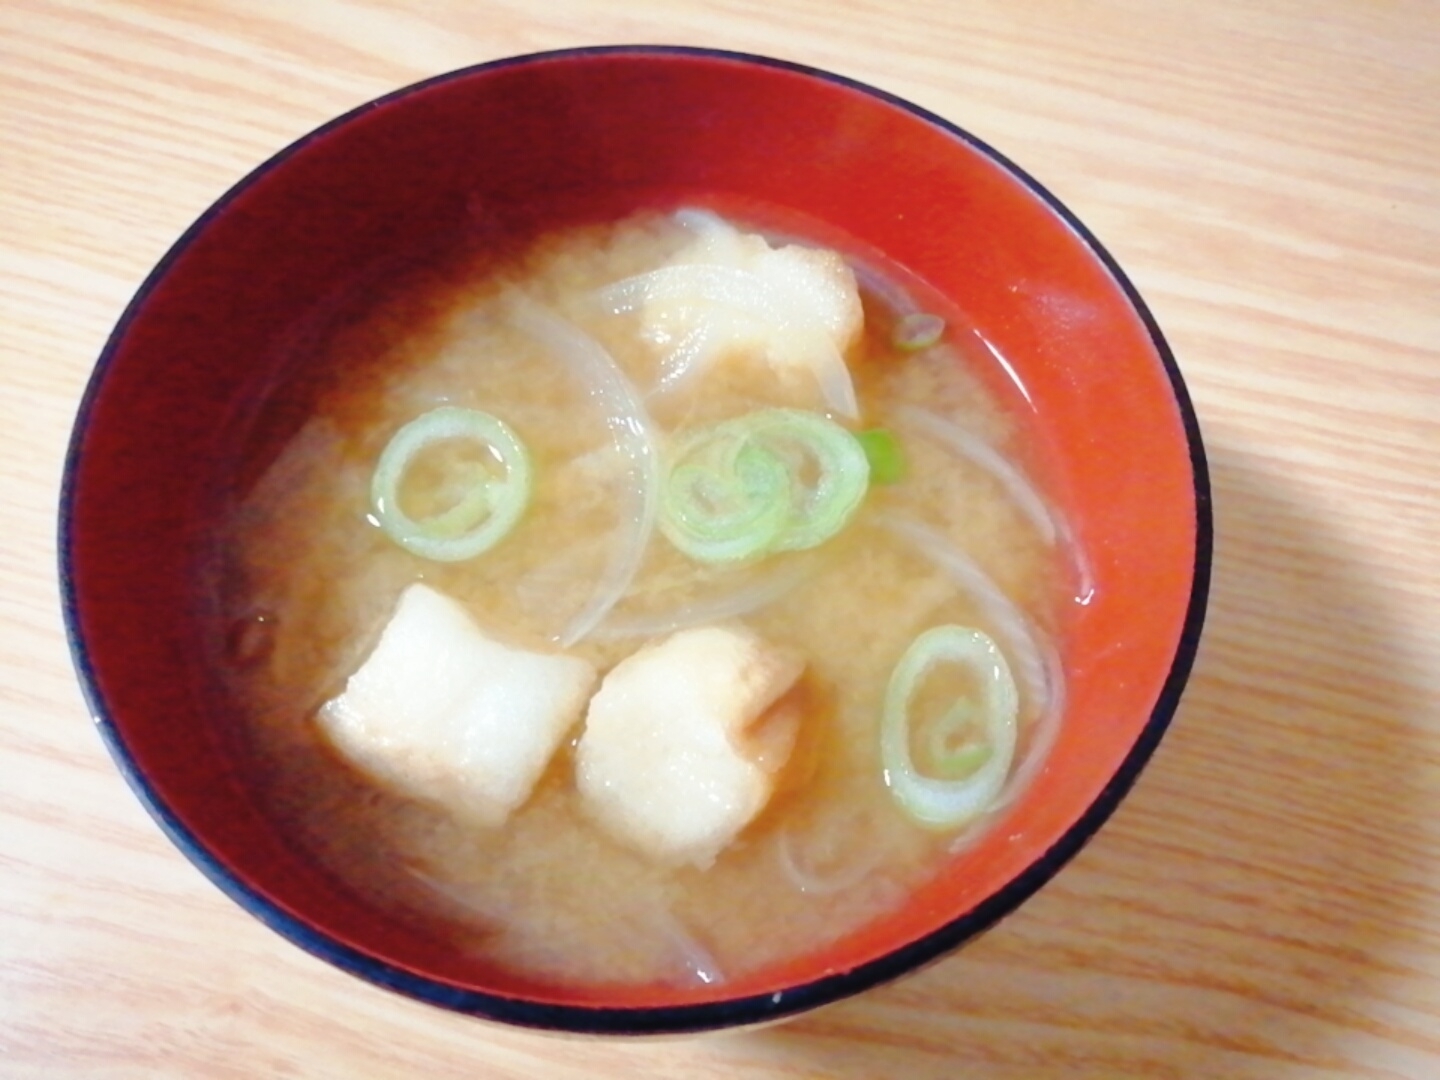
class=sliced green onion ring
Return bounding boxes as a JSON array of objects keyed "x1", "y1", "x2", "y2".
[
  {"x1": 924, "y1": 701, "x2": 992, "y2": 779},
  {"x1": 371, "y1": 406, "x2": 531, "y2": 562},
  {"x1": 893, "y1": 311, "x2": 945, "y2": 352},
  {"x1": 882, "y1": 625, "x2": 1019, "y2": 829},
  {"x1": 660, "y1": 408, "x2": 869, "y2": 563}
]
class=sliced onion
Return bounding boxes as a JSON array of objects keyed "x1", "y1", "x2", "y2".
[
  {"x1": 651, "y1": 906, "x2": 726, "y2": 988},
  {"x1": 901, "y1": 406, "x2": 1098, "y2": 605},
  {"x1": 1058, "y1": 515, "x2": 1098, "y2": 606},
  {"x1": 371, "y1": 406, "x2": 531, "y2": 562},
  {"x1": 991, "y1": 638, "x2": 1065, "y2": 811},
  {"x1": 882, "y1": 625, "x2": 1019, "y2": 828},
  {"x1": 594, "y1": 558, "x2": 811, "y2": 641},
  {"x1": 650, "y1": 322, "x2": 721, "y2": 398},
  {"x1": 507, "y1": 297, "x2": 660, "y2": 646},
  {"x1": 405, "y1": 865, "x2": 506, "y2": 922},
  {"x1": 775, "y1": 815, "x2": 882, "y2": 896},
  {"x1": 811, "y1": 341, "x2": 861, "y2": 419},
  {"x1": 883, "y1": 517, "x2": 1050, "y2": 710},
  {"x1": 943, "y1": 640, "x2": 1064, "y2": 843},
  {"x1": 898, "y1": 406, "x2": 1057, "y2": 545},
  {"x1": 661, "y1": 409, "x2": 869, "y2": 563},
  {"x1": 883, "y1": 516, "x2": 1066, "y2": 811}
]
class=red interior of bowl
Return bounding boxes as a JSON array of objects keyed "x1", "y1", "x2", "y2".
[{"x1": 65, "y1": 50, "x2": 1201, "y2": 1015}]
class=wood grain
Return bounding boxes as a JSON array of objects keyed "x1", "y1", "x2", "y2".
[{"x1": 3, "y1": 1, "x2": 1438, "y2": 1076}]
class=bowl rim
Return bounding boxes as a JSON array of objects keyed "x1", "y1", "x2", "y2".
[{"x1": 58, "y1": 43, "x2": 1212, "y2": 1035}]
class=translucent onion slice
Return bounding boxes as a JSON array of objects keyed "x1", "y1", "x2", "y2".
[
  {"x1": 991, "y1": 639, "x2": 1065, "y2": 812},
  {"x1": 371, "y1": 406, "x2": 531, "y2": 562},
  {"x1": 650, "y1": 322, "x2": 721, "y2": 398},
  {"x1": 881, "y1": 625, "x2": 1019, "y2": 829},
  {"x1": 652, "y1": 906, "x2": 726, "y2": 988},
  {"x1": 775, "y1": 813, "x2": 883, "y2": 896},
  {"x1": 898, "y1": 406, "x2": 1057, "y2": 545},
  {"x1": 881, "y1": 517, "x2": 1052, "y2": 717},
  {"x1": 811, "y1": 343, "x2": 861, "y2": 419},
  {"x1": 882, "y1": 516, "x2": 1066, "y2": 813},
  {"x1": 405, "y1": 865, "x2": 506, "y2": 922},
  {"x1": 899, "y1": 406, "x2": 1097, "y2": 606},
  {"x1": 507, "y1": 298, "x2": 661, "y2": 647},
  {"x1": 661, "y1": 409, "x2": 869, "y2": 564},
  {"x1": 593, "y1": 558, "x2": 811, "y2": 641}
]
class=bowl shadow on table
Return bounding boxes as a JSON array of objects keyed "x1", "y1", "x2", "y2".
[{"x1": 740, "y1": 440, "x2": 1433, "y2": 1078}]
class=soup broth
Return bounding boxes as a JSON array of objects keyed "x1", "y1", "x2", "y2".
[{"x1": 208, "y1": 209, "x2": 1076, "y2": 990}]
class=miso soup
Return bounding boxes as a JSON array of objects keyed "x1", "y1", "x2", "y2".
[{"x1": 206, "y1": 208, "x2": 1082, "y2": 990}]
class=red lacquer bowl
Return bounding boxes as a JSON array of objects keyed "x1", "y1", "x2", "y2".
[{"x1": 60, "y1": 47, "x2": 1210, "y2": 1034}]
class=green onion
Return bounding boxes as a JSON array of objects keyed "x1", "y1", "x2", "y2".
[
  {"x1": 893, "y1": 312, "x2": 945, "y2": 352},
  {"x1": 371, "y1": 406, "x2": 531, "y2": 562},
  {"x1": 660, "y1": 409, "x2": 869, "y2": 563},
  {"x1": 881, "y1": 625, "x2": 1019, "y2": 829},
  {"x1": 855, "y1": 428, "x2": 905, "y2": 485},
  {"x1": 924, "y1": 701, "x2": 993, "y2": 779}
]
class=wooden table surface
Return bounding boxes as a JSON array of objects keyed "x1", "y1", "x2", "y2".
[{"x1": 4, "y1": 1, "x2": 1438, "y2": 1076}]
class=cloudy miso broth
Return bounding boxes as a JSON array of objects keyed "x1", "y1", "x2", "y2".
[{"x1": 208, "y1": 209, "x2": 1075, "y2": 990}]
